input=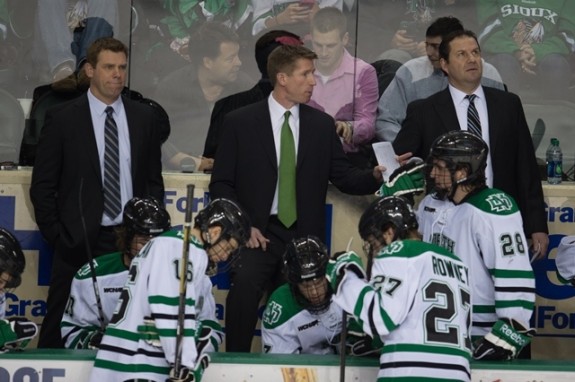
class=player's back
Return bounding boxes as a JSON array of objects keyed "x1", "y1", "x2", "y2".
[{"x1": 372, "y1": 239, "x2": 471, "y2": 381}]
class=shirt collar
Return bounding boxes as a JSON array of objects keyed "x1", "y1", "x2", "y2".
[
  {"x1": 87, "y1": 89, "x2": 124, "y2": 116},
  {"x1": 448, "y1": 84, "x2": 485, "y2": 106}
]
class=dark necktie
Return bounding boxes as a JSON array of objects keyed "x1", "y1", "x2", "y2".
[
  {"x1": 103, "y1": 106, "x2": 122, "y2": 218},
  {"x1": 277, "y1": 111, "x2": 297, "y2": 228},
  {"x1": 465, "y1": 94, "x2": 482, "y2": 137}
]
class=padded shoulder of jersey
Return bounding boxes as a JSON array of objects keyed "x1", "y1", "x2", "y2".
[
  {"x1": 377, "y1": 240, "x2": 460, "y2": 262},
  {"x1": 262, "y1": 284, "x2": 304, "y2": 330},
  {"x1": 74, "y1": 252, "x2": 125, "y2": 280},
  {"x1": 159, "y1": 229, "x2": 204, "y2": 249},
  {"x1": 465, "y1": 187, "x2": 519, "y2": 216}
]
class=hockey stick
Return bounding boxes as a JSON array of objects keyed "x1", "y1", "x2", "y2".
[
  {"x1": 174, "y1": 184, "x2": 195, "y2": 375},
  {"x1": 79, "y1": 178, "x2": 106, "y2": 333},
  {"x1": 339, "y1": 237, "x2": 355, "y2": 382}
]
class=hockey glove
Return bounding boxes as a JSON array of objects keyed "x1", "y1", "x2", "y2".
[
  {"x1": 326, "y1": 251, "x2": 366, "y2": 293},
  {"x1": 167, "y1": 353, "x2": 210, "y2": 382},
  {"x1": 346, "y1": 319, "x2": 382, "y2": 357},
  {"x1": 0, "y1": 317, "x2": 38, "y2": 352},
  {"x1": 377, "y1": 158, "x2": 425, "y2": 197},
  {"x1": 86, "y1": 330, "x2": 103, "y2": 350},
  {"x1": 195, "y1": 325, "x2": 214, "y2": 355},
  {"x1": 473, "y1": 318, "x2": 535, "y2": 361},
  {"x1": 138, "y1": 316, "x2": 161, "y2": 347}
]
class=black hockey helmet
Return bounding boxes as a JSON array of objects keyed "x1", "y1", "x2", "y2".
[
  {"x1": 284, "y1": 236, "x2": 329, "y2": 284},
  {"x1": 284, "y1": 236, "x2": 331, "y2": 313},
  {"x1": 195, "y1": 198, "x2": 251, "y2": 249},
  {"x1": 123, "y1": 197, "x2": 171, "y2": 237},
  {"x1": 428, "y1": 131, "x2": 488, "y2": 199},
  {"x1": 359, "y1": 196, "x2": 418, "y2": 243},
  {"x1": 0, "y1": 228, "x2": 25, "y2": 290}
]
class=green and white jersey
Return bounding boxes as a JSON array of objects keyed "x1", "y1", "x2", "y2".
[
  {"x1": 417, "y1": 188, "x2": 536, "y2": 339},
  {"x1": 90, "y1": 231, "x2": 223, "y2": 382},
  {"x1": 61, "y1": 252, "x2": 127, "y2": 349},
  {"x1": 334, "y1": 240, "x2": 472, "y2": 381},
  {"x1": 261, "y1": 284, "x2": 342, "y2": 355}
]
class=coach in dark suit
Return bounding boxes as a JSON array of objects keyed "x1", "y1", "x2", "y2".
[
  {"x1": 30, "y1": 38, "x2": 164, "y2": 348},
  {"x1": 393, "y1": 29, "x2": 548, "y2": 258},
  {"x1": 210, "y1": 44, "x2": 383, "y2": 352}
]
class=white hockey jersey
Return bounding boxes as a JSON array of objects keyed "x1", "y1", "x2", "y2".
[
  {"x1": 334, "y1": 241, "x2": 472, "y2": 381},
  {"x1": 90, "y1": 231, "x2": 223, "y2": 382},
  {"x1": 262, "y1": 284, "x2": 343, "y2": 354},
  {"x1": 417, "y1": 188, "x2": 536, "y2": 340},
  {"x1": 61, "y1": 252, "x2": 127, "y2": 349}
]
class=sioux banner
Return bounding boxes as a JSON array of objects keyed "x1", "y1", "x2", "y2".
[{"x1": 0, "y1": 169, "x2": 574, "y2": 356}]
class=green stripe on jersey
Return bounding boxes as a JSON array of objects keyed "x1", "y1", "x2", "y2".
[
  {"x1": 93, "y1": 358, "x2": 170, "y2": 374},
  {"x1": 75, "y1": 252, "x2": 125, "y2": 280},
  {"x1": 495, "y1": 299, "x2": 534, "y2": 310},
  {"x1": 381, "y1": 343, "x2": 471, "y2": 359},
  {"x1": 489, "y1": 268, "x2": 534, "y2": 279},
  {"x1": 377, "y1": 240, "x2": 461, "y2": 263},
  {"x1": 149, "y1": 295, "x2": 196, "y2": 306}
]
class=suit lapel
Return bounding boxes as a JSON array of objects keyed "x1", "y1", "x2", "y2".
[
  {"x1": 123, "y1": 97, "x2": 139, "y2": 181},
  {"x1": 255, "y1": 101, "x2": 278, "y2": 169},
  {"x1": 483, "y1": 87, "x2": 499, "y2": 149},
  {"x1": 76, "y1": 95, "x2": 102, "y2": 182},
  {"x1": 435, "y1": 88, "x2": 461, "y2": 133}
]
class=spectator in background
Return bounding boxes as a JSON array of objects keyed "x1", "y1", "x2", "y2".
[
  {"x1": 61, "y1": 197, "x2": 170, "y2": 350},
  {"x1": 203, "y1": 29, "x2": 303, "y2": 159},
  {"x1": 34, "y1": 0, "x2": 119, "y2": 92},
  {"x1": 30, "y1": 37, "x2": 165, "y2": 348},
  {"x1": 209, "y1": 44, "x2": 383, "y2": 352},
  {"x1": 477, "y1": 0, "x2": 575, "y2": 99},
  {"x1": 0, "y1": 228, "x2": 38, "y2": 353},
  {"x1": 154, "y1": 22, "x2": 251, "y2": 172},
  {"x1": 376, "y1": 16, "x2": 504, "y2": 143},
  {"x1": 307, "y1": 7, "x2": 378, "y2": 169},
  {"x1": 251, "y1": 0, "x2": 342, "y2": 37},
  {"x1": 376, "y1": 0, "x2": 477, "y2": 64}
]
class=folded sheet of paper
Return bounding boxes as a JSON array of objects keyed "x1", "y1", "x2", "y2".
[{"x1": 372, "y1": 142, "x2": 399, "y2": 179}]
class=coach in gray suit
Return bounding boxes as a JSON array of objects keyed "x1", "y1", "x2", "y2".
[
  {"x1": 210, "y1": 44, "x2": 383, "y2": 352},
  {"x1": 30, "y1": 38, "x2": 164, "y2": 348},
  {"x1": 393, "y1": 29, "x2": 548, "y2": 261}
]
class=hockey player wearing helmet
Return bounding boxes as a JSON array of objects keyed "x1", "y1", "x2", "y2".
[
  {"x1": 61, "y1": 197, "x2": 171, "y2": 349},
  {"x1": 330, "y1": 196, "x2": 472, "y2": 381},
  {"x1": 90, "y1": 198, "x2": 251, "y2": 382},
  {"x1": 0, "y1": 228, "x2": 38, "y2": 352},
  {"x1": 417, "y1": 131, "x2": 536, "y2": 361},
  {"x1": 261, "y1": 236, "x2": 344, "y2": 354}
]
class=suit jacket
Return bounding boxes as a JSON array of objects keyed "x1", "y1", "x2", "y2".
[
  {"x1": 393, "y1": 86, "x2": 547, "y2": 236},
  {"x1": 209, "y1": 100, "x2": 379, "y2": 241},
  {"x1": 30, "y1": 93, "x2": 165, "y2": 267}
]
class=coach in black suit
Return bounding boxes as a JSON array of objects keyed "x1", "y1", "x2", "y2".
[
  {"x1": 210, "y1": 44, "x2": 383, "y2": 352},
  {"x1": 393, "y1": 29, "x2": 548, "y2": 258},
  {"x1": 30, "y1": 38, "x2": 164, "y2": 348}
]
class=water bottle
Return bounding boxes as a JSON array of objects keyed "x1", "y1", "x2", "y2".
[{"x1": 546, "y1": 138, "x2": 563, "y2": 184}]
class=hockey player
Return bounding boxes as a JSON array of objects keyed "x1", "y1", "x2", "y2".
[
  {"x1": 261, "y1": 236, "x2": 343, "y2": 354},
  {"x1": 417, "y1": 131, "x2": 536, "y2": 360},
  {"x1": 61, "y1": 197, "x2": 171, "y2": 349},
  {"x1": 0, "y1": 228, "x2": 38, "y2": 352},
  {"x1": 330, "y1": 196, "x2": 472, "y2": 381},
  {"x1": 90, "y1": 198, "x2": 251, "y2": 382}
]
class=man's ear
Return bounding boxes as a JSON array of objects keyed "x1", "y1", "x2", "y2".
[
  {"x1": 203, "y1": 56, "x2": 214, "y2": 70},
  {"x1": 342, "y1": 32, "x2": 349, "y2": 47},
  {"x1": 84, "y1": 62, "x2": 95, "y2": 79},
  {"x1": 276, "y1": 72, "x2": 287, "y2": 86},
  {"x1": 440, "y1": 58, "x2": 449, "y2": 75}
]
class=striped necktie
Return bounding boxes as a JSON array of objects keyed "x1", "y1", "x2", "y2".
[
  {"x1": 465, "y1": 94, "x2": 482, "y2": 137},
  {"x1": 103, "y1": 106, "x2": 122, "y2": 218},
  {"x1": 277, "y1": 111, "x2": 297, "y2": 228}
]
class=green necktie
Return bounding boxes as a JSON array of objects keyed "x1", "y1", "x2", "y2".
[{"x1": 278, "y1": 111, "x2": 297, "y2": 228}]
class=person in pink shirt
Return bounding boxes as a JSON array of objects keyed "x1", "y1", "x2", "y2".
[{"x1": 307, "y1": 6, "x2": 379, "y2": 169}]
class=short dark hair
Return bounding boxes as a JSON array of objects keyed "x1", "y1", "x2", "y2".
[
  {"x1": 86, "y1": 37, "x2": 128, "y2": 67},
  {"x1": 188, "y1": 22, "x2": 239, "y2": 66},
  {"x1": 426, "y1": 16, "x2": 464, "y2": 38},
  {"x1": 311, "y1": 7, "x2": 347, "y2": 38},
  {"x1": 439, "y1": 29, "x2": 480, "y2": 61},
  {"x1": 267, "y1": 45, "x2": 317, "y2": 87},
  {"x1": 254, "y1": 30, "x2": 302, "y2": 78}
]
